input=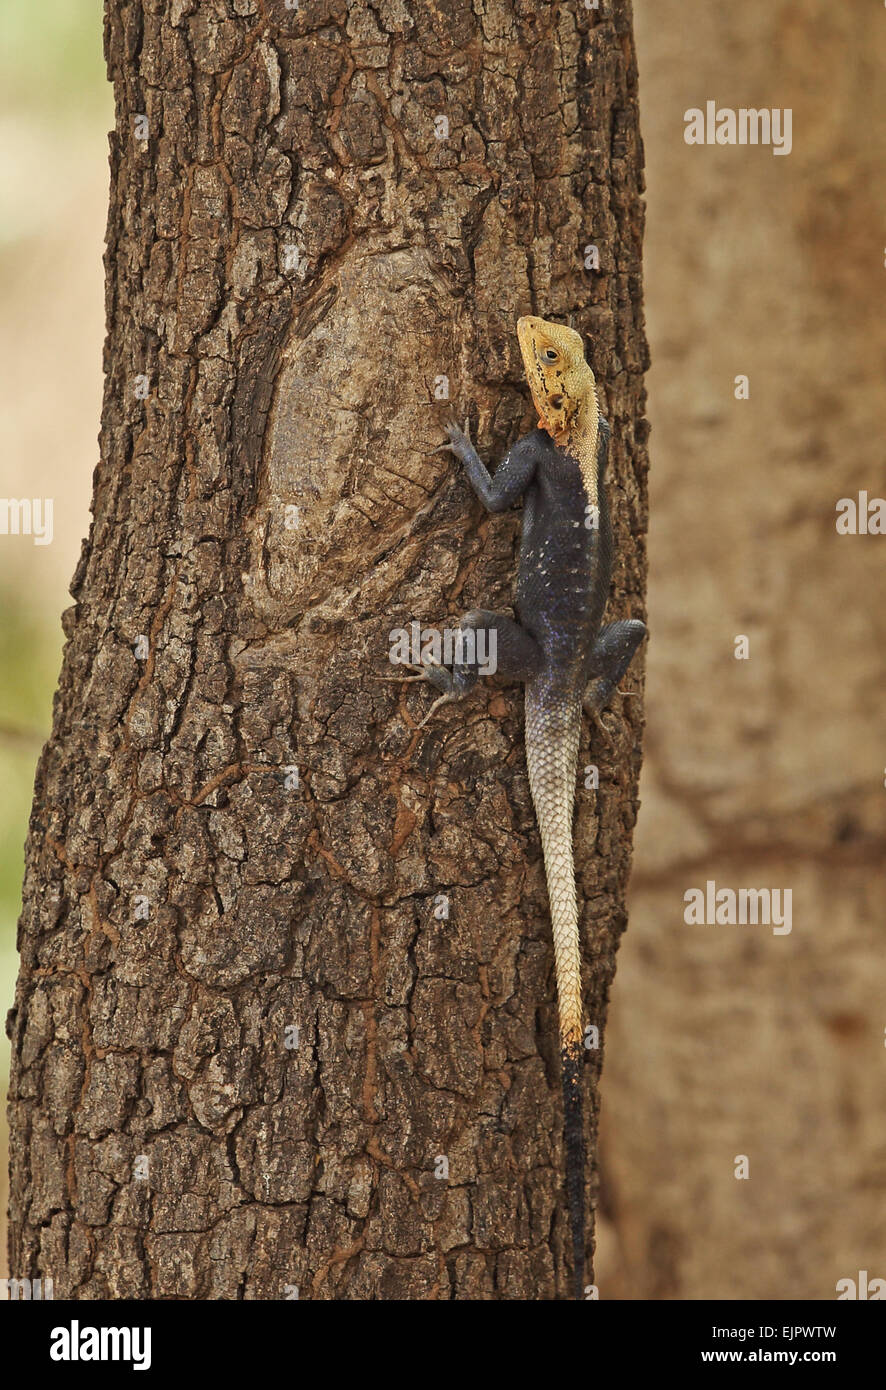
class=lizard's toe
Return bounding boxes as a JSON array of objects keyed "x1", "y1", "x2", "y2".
[{"x1": 445, "y1": 416, "x2": 472, "y2": 445}]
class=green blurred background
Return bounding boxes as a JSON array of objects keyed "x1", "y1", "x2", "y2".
[{"x1": 0, "y1": 0, "x2": 112, "y2": 1271}]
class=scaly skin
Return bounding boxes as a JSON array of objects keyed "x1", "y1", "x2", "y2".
[{"x1": 416, "y1": 315, "x2": 646, "y2": 1299}]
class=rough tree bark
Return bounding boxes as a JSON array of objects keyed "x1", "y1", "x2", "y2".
[{"x1": 7, "y1": 0, "x2": 647, "y2": 1299}]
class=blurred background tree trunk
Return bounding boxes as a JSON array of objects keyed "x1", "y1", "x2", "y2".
[
  {"x1": 6, "y1": 1, "x2": 647, "y2": 1299},
  {"x1": 597, "y1": 0, "x2": 886, "y2": 1301}
]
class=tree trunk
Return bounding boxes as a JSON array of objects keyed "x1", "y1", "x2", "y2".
[{"x1": 7, "y1": 0, "x2": 647, "y2": 1300}]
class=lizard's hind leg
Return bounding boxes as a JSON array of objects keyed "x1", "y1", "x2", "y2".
[
  {"x1": 416, "y1": 609, "x2": 542, "y2": 728},
  {"x1": 582, "y1": 619, "x2": 647, "y2": 729}
]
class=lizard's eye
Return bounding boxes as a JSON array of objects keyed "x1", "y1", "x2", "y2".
[
  {"x1": 542, "y1": 348, "x2": 558, "y2": 363},
  {"x1": 549, "y1": 395, "x2": 564, "y2": 409}
]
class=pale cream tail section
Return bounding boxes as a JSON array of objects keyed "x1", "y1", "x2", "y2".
[{"x1": 524, "y1": 688, "x2": 584, "y2": 1051}]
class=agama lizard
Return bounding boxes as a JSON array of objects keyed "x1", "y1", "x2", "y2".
[{"x1": 406, "y1": 316, "x2": 646, "y2": 1299}]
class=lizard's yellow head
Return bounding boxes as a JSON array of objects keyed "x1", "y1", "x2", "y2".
[{"x1": 516, "y1": 315, "x2": 597, "y2": 444}]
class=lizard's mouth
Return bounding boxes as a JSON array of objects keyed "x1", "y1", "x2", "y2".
[
  {"x1": 516, "y1": 314, "x2": 544, "y2": 343},
  {"x1": 516, "y1": 316, "x2": 548, "y2": 379}
]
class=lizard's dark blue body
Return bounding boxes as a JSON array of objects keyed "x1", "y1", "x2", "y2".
[
  {"x1": 437, "y1": 417, "x2": 640, "y2": 716},
  {"x1": 515, "y1": 425, "x2": 612, "y2": 681}
]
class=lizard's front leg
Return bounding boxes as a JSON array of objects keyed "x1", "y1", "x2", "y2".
[{"x1": 436, "y1": 417, "x2": 536, "y2": 513}]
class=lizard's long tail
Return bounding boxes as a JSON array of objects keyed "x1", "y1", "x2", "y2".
[{"x1": 524, "y1": 684, "x2": 585, "y2": 1301}]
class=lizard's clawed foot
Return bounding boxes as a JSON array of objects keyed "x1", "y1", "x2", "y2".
[
  {"x1": 590, "y1": 710, "x2": 615, "y2": 745},
  {"x1": 413, "y1": 691, "x2": 455, "y2": 729},
  {"x1": 373, "y1": 664, "x2": 456, "y2": 728},
  {"x1": 430, "y1": 416, "x2": 473, "y2": 457},
  {"x1": 376, "y1": 659, "x2": 458, "y2": 728},
  {"x1": 371, "y1": 662, "x2": 429, "y2": 683}
]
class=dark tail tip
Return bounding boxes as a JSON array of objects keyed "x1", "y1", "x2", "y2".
[{"x1": 561, "y1": 1042, "x2": 586, "y2": 1300}]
